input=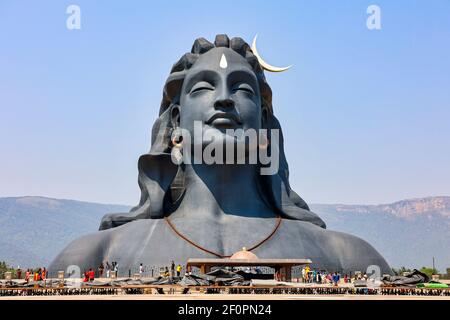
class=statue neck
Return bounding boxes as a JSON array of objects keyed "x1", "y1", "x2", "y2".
[{"x1": 173, "y1": 163, "x2": 275, "y2": 219}]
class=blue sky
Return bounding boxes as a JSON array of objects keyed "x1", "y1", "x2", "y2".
[{"x1": 0, "y1": 1, "x2": 449, "y2": 205}]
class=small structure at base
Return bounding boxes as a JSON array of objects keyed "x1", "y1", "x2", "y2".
[{"x1": 186, "y1": 248, "x2": 312, "y2": 282}]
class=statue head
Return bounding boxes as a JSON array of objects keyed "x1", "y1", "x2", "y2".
[
  {"x1": 99, "y1": 34, "x2": 326, "y2": 230},
  {"x1": 163, "y1": 35, "x2": 273, "y2": 160}
]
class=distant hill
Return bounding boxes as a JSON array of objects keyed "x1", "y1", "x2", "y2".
[
  {"x1": 0, "y1": 196, "x2": 129, "y2": 268},
  {"x1": 310, "y1": 196, "x2": 450, "y2": 272},
  {"x1": 0, "y1": 196, "x2": 449, "y2": 272}
]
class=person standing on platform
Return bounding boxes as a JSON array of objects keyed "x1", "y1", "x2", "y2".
[
  {"x1": 98, "y1": 262, "x2": 104, "y2": 277},
  {"x1": 274, "y1": 267, "x2": 281, "y2": 281},
  {"x1": 88, "y1": 268, "x2": 95, "y2": 282},
  {"x1": 326, "y1": 273, "x2": 332, "y2": 284},
  {"x1": 332, "y1": 272, "x2": 340, "y2": 286},
  {"x1": 170, "y1": 261, "x2": 175, "y2": 277},
  {"x1": 139, "y1": 263, "x2": 144, "y2": 276},
  {"x1": 176, "y1": 264, "x2": 182, "y2": 277},
  {"x1": 164, "y1": 266, "x2": 170, "y2": 277},
  {"x1": 304, "y1": 265, "x2": 311, "y2": 283},
  {"x1": 83, "y1": 270, "x2": 89, "y2": 282},
  {"x1": 105, "y1": 261, "x2": 110, "y2": 278}
]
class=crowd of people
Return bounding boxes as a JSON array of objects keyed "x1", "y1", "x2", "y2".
[
  {"x1": 300, "y1": 265, "x2": 369, "y2": 285},
  {"x1": 79, "y1": 261, "x2": 184, "y2": 280},
  {"x1": 94, "y1": 261, "x2": 119, "y2": 278},
  {"x1": 3, "y1": 261, "x2": 183, "y2": 282},
  {"x1": 8, "y1": 263, "x2": 370, "y2": 287},
  {"x1": 21, "y1": 268, "x2": 47, "y2": 283},
  {"x1": 3, "y1": 263, "x2": 449, "y2": 298},
  {"x1": 156, "y1": 261, "x2": 183, "y2": 278}
]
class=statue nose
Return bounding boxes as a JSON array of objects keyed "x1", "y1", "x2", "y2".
[{"x1": 214, "y1": 98, "x2": 235, "y2": 110}]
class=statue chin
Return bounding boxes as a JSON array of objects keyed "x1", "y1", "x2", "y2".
[{"x1": 183, "y1": 131, "x2": 258, "y2": 165}]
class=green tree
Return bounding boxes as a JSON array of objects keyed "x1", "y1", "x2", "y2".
[
  {"x1": 420, "y1": 267, "x2": 438, "y2": 278},
  {"x1": 392, "y1": 266, "x2": 412, "y2": 276},
  {"x1": 0, "y1": 261, "x2": 17, "y2": 279}
]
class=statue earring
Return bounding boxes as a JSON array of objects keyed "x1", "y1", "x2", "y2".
[
  {"x1": 170, "y1": 135, "x2": 186, "y2": 204},
  {"x1": 171, "y1": 136, "x2": 183, "y2": 148},
  {"x1": 171, "y1": 136, "x2": 183, "y2": 165}
]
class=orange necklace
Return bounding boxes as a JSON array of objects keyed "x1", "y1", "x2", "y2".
[{"x1": 164, "y1": 215, "x2": 282, "y2": 258}]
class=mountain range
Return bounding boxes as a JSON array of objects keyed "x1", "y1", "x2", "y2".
[{"x1": 0, "y1": 196, "x2": 448, "y2": 272}]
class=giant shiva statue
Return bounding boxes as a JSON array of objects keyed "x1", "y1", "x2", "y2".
[{"x1": 49, "y1": 35, "x2": 391, "y2": 275}]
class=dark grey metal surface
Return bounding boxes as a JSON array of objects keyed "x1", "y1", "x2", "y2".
[{"x1": 49, "y1": 35, "x2": 392, "y2": 275}]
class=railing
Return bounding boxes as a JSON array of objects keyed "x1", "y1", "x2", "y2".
[{"x1": 0, "y1": 284, "x2": 449, "y2": 297}]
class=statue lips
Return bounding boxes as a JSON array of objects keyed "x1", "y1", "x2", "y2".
[{"x1": 205, "y1": 112, "x2": 242, "y2": 128}]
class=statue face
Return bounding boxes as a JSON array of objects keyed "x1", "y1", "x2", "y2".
[{"x1": 179, "y1": 47, "x2": 262, "y2": 143}]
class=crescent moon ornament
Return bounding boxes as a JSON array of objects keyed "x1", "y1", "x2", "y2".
[{"x1": 251, "y1": 35, "x2": 292, "y2": 72}]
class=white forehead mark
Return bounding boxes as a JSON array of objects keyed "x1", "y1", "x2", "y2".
[{"x1": 219, "y1": 53, "x2": 228, "y2": 69}]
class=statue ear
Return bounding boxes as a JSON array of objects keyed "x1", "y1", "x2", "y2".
[{"x1": 170, "y1": 105, "x2": 180, "y2": 128}]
